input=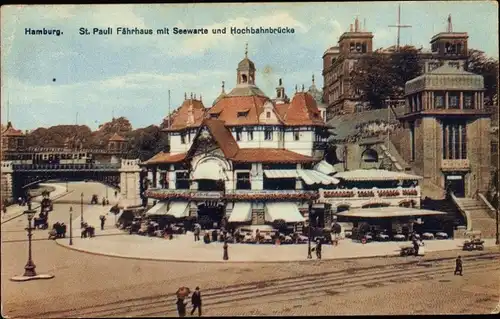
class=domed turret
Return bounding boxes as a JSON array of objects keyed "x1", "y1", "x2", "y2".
[{"x1": 236, "y1": 43, "x2": 256, "y2": 86}]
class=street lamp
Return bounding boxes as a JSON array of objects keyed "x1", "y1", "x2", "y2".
[
  {"x1": 69, "y1": 206, "x2": 73, "y2": 246},
  {"x1": 23, "y1": 209, "x2": 37, "y2": 277},
  {"x1": 307, "y1": 200, "x2": 313, "y2": 259},
  {"x1": 80, "y1": 192, "x2": 84, "y2": 225},
  {"x1": 496, "y1": 191, "x2": 499, "y2": 245}
]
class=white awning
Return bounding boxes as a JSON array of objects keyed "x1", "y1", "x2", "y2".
[
  {"x1": 264, "y1": 202, "x2": 305, "y2": 223},
  {"x1": 313, "y1": 160, "x2": 337, "y2": 175},
  {"x1": 166, "y1": 201, "x2": 190, "y2": 218},
  {"x1": 337, "y1": 207, "x2": 447, "y2": 218},
  {"x1": 192, "y1": 161, "x2": 224, "y2": 180},
  {"x1": 263, "y1": 170, "x2": 298, "y2": 178},
  {"x1": 145, "y1": 201, "x2": 169, "y2": 216},
  {"x1": 298, "y1": 169, "x2": 340, "y2": 185},
  {"x1": 228, "y1": 202, "x2": 252, "y2": 222},
  {"x1": 334, "y1": 169, "x2": 423, "y2": 181}
]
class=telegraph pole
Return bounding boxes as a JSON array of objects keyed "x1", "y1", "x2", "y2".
[{"x1": 388, "y1": 3, "x2": 412, "y2": 51}]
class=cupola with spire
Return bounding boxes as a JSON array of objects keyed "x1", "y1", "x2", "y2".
[{"x1": 236, "y1": 43, "x2": 256, "y2": 86}]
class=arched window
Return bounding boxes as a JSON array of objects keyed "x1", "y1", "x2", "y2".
[
  {"x1": 361, "y1": 148, "x2": 378, "y2": 162},
  {"x1": 241, "y1": 74, "x2": 248, "y2": 83}
]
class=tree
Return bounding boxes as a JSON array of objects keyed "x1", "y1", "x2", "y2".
[
  {"x1": 390, "y1": 46, "x2": 422, "y2": 95},
  {"x1": 351, "y1": 53, "x2": 396, "y2": 109},
  {"x1": 466, "y1": 49, "x2": 499, "y2": 106},
  {"x1": 124, "y1": 125, "x2": 169, "y2": 161},
  {"x1": 25, "y1": 125, "x2": 93, "y2": 148}
]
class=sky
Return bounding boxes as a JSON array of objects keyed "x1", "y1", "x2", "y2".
[{"x1": 1, "y1": 2, "x2": 498, "y2": 131}]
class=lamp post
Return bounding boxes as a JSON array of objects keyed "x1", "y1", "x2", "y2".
[
  {"x1": 23, "y1": 209, "x2": 37, "y2": 277},
  {"x1": 80, "y1": 192, "x2": 84, "y2": 225},
  {"x1": 496, "y1": 191, "x2": 499, "y2": 245},
  {"x1": 307, "y1": 200, "x2": 313, "y2": 259},
  {"x1": 69, "y1": 206, "x2": 73, "y2": 246}
]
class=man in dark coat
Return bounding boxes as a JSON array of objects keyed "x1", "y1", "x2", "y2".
[
  {"x1": 176, "y1": 297, "x2": 187, "y2": 317},
  {"x1": 190, "y1": 286, "x2": 202, "y2": 316},
  {"x1": 454, "y1": 256, "x2": 463, "y2": 276}
]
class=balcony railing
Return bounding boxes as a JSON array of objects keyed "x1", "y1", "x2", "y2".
[
  {"x1": 320, "y1": 187, "x2": 420, "y2": 199},
  {"x1": 441, "y1": 159, "x2": 470, "y2": 171},
  {"x1": 11, "y1": 163, "x2": 121, "y2": 171},
  {"x1": 145, "y1": 188, "x2": 319, "y2": 201}
]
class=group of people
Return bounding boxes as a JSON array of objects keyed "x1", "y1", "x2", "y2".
[
  {"x1": 176, "y1": 286, "x2": 202, "y2": 317},
  {"x1": 81, "y1": 222, "x2": 95, "y2": 238}
]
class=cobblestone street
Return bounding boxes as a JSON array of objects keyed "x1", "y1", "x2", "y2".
[{"x1": 2, "y1": 183, "x2": 499, "y2": 317}]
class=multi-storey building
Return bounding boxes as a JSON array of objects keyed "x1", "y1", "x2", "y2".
[
  {"x1": 141, "y1": 49, "x2": 423, "y2": 230},
  {"x1": 322, "y1": 16, "x2": 469, "y2": 118}
]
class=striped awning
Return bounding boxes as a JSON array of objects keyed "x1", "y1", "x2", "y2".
[
  {"x1": 228, "y1": 202, "x2": 252, "y2": 222},
  {"x1": 145, "y1": 201, "x2": 169, "y2": 216},
  {"x1": 166, "y1": 201, "x2": 190, "y2": 218},
  {"x1": 264, "y1": 202, "x2": 305, "y2": 223},
  {"x1": 334, "y1": 169, "x2": 423, "y2": 181},
  {"x1": 263, "y1": 170, "x2": 298, "y2": 178},
  {"x1": 313, "y1": 160, "x2": 337, "y2": 175},
  {"x1": 298, "y1": 169, "x2": 340, "y2": 185}
]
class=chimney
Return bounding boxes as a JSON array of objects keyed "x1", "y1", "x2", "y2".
[
  {"x1": 355, "y1": 17, "x2": 359, "y2": 32},
  {"x1": 349, "y1": 24, "x2": 354, "y2": 32}
]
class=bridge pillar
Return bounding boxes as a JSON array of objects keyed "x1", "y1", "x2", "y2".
[
  {"x1": 118, "y1": 159, "x2": 141, "y2": 208},
  {"x1": 1, "y1": 161, "x2": 14, "y2": 204}
]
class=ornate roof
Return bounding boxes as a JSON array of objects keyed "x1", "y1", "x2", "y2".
[
  {"x1": 237, "y1": 57, "x2": 255, "y2": 70},
  {"x1": 405, "y1": 64, "x2": 484, "y2": 95},
  {"x1": 209, "y1": 95, "x2": 274, "y2": 126},
  {"x1": 164, "y1": 98, "x2": 206, "y2": 131},
  {"x1": 281, "y1": 92, "x2": 325, "y2": 126},
  {"x1": 1, "y1": 122, "x2": 24, "y2": 137}
]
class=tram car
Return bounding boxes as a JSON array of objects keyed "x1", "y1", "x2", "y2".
[{"x1": 7, "y1": 151, "x2": 95, "y2": 165}]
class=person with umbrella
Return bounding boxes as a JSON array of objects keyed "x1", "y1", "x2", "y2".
[{"x1": 176, "y1": 287, "x2": 190, "y2": 317}]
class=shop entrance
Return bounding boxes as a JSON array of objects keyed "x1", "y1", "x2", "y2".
[
  {"x1": 445, "y1": 174, "x2": 465, "y2": 198},
  {"x1": 197, "y1": 201, "x2": 225, "y2": 229}
]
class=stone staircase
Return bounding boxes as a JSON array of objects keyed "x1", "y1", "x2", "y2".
[{"x1": 453, "y1": 196, "x2": 498, "y2": 238}]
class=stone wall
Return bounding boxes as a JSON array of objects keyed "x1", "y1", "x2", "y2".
[{"x1": 467, "y1": 117, "x2": 491, "y2": 195}]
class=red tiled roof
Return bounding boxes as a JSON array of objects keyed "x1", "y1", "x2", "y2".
[
  {"x1": 108, "y1": 133, "x2": 126, "y2": 142},
  {"x1": 283, "y1": 92, "x2": 325, "y2": 126},
  {"x1": 231, "y1": 148, "x2": 315, "y2": 163},
  {"x1": 143, "y1": 152, "x2": 186, "y2": 165},
  {"x1": 1, "y1": 122, "x2": 24, "y2": 137},
  {"x1": 202, "y1": 119, "x2": 239, "y2": 158},
  {"x1": 165, "y1": 99, "x2": 206, "y2": 131},
  {"x1": 209, "y1": 95, "x2": 281, "y2": 126},
  {"x1": 275, "y1": 103, "x2": 290, "y2": 119}
]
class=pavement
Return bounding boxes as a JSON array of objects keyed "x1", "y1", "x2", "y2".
[
  {"x1": 56, "y1": 218, "x2": 500, "y2": 262},
  {"x1": 1, "y1": 183, "x2": 71, "y2": 222}
]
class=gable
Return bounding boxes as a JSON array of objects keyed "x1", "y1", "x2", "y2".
[
  {"x1": 186, "y1": 119, "x2": 239, "y2": 160},
  {"x1": 258, "y1": 101, "x2": 281, "y2": 124}
]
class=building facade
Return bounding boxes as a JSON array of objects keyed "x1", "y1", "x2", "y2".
[
  {"x1": 397, "y1": 64, "x2": 491, "y2": 197},
  {"x1": 322, "y1": 16, "x2": 469, "y2": 118},
  {"x1": 142, "y1": 50, "x2": 422, "y2": 229}
]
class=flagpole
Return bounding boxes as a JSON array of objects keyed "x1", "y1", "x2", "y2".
[{"x1": 168, "y1": 90, "x2": 171, "y2": 128}]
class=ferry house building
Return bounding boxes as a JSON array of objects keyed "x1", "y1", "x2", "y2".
[{"x1": 142, "y1": 49, "x2": 423, "y2": 229}]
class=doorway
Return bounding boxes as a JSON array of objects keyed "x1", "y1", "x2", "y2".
[
  {"x1": 197, "y1": 202, "x2": 225, "y2": 229},
  {"x1": 445, "y1": 174, "x2": 465, "y2": 197}
]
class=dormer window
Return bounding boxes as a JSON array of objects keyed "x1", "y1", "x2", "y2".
[
  {"x1": 266, "y1": 112, "x2": 271, "y2": 119},
  {"x1": 210, "y1": 113, "x2": 220, "y2": 119},
  {"x1": 237, "y1": 110, "x2": 249, "y2": 118}
]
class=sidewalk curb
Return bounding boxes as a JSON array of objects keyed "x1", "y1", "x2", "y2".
[{"x1": 53, "y1": 239, "x2": 499, "y2": 264}]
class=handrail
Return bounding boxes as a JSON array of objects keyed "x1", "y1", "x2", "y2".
[
  {"x1": 478, "y1": 193, "x2": 497, "y2": 219},
  {"x1": 450, "y1": 193, "x2": 473, "y2": 232}
]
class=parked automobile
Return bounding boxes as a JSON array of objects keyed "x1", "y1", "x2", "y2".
[
  {"x1": 435, "y1": 232, "x2": 449, "y2": 239},
  {"x1": 375, "y1": 232, "x2": 390, "y2": 241}
]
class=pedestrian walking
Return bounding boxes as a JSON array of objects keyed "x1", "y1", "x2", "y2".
[
  {"x1": 194, "y1": 225, "x2": 200, "y2": 242},
  {"x1": 102, "y1": 198, "x2": 106, "y2": 206},
  {"x1": 315, "y1": 238, "x2": 322, "y2": 259},
  {"x1": 100, "y1": 215, "x2": 106, "y2": 230},
  {"x1": 114, "y1": 190, "x2": 118, "y2": 198},
  {"x1": 223, "y1": 240, "x2": 229, "y2": 260},
  {"x1": 190, "y1": 286, "x2": 202, "y2": 317},
  {"x1": 454, "y1": 256, "x2": 463, "y2": 276},
  {"x1": 176, "y1": 297, "x2": 187, "y2": 317},
  {"x1": 412, "y1": 238, "x2": 419, "y2": 257}
]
